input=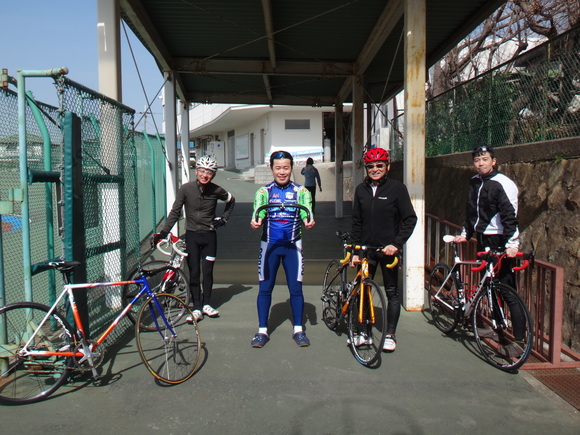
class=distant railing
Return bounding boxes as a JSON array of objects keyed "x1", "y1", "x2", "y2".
[{"x1": 426, "y1": 213, "x2": 580, "y2": 369}]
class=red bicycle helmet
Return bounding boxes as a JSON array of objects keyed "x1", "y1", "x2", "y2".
[{"x1": 363, "y1": 147, "x2": 390, "y2": 163}]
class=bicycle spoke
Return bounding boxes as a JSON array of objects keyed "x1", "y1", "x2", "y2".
[
  {"x1": 472, "y1": 283, "x2": 534, "y2": 371},
  {"x1": 427, "y1": 263, "x2": 458, "y2": 334},
  {"x1": 347, "y1": 280, "x2": 386, "y2": 366},
  {"x1": 321, "y1": 260, "x2": 344, "y2": 330},
  {"x1": 136, "y1": 294, "x2": 201, "y2": 384},
  {"x1": 0, "y1": 303, "x2": 76, "y2": 405}
]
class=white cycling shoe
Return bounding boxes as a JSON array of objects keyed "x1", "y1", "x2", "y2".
[
  {"x1": 186, "y1": 310, "x2": 203, "y2": 323},
  {"x1": 202, "y1": 305, "x2": 219, "y2": 317}
]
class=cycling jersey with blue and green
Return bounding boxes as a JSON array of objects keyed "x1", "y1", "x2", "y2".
[{"x1": 253, "y1": 181, "x2": 312, "y2": 243}]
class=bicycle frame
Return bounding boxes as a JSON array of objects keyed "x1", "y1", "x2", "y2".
[
  {"x1": 20, "y1": 275, "x2": 176, "y2": 374},
  {"x1": 339, "y1": 244, "x2": 398, "y2": 324},
  {"x1": 431, "y1": 237, "x2": 531, "y2": 324},
  {"x1": 155, "y1": 232, "x2": 187, "y2": 286},
  {"x1": 432, "y1": 257, "x2": 483, "y2": 321}
]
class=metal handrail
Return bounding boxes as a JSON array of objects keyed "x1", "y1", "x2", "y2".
[{"x1": 425, "y1": 213, "x2": 580, "y2": 369}]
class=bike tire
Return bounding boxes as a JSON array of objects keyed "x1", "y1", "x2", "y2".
[
  {"x1": 347, "y1": 279, "x2": 387, "y2": 367},
  {"x1": 0, "y1": 302, "x2": 77, "y2": 405},
  {"x1": 321, "y1": 260, "x2": 345, "y2": 330},
  {"x1": 427, "y1": 263, "x2": 459, "y2": 334},
  {"x1": 123, "y1": 261, "x2": 190, "y2": 331},
  {"x1": 135, "y1": 293, "x2": 201, "y2": 384},
  {"x1": 472, "y1": 282, "x2": 534, "y2": 372}
]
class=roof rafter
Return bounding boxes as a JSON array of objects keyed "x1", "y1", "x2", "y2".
[
  {"x1": 173, "y1": 58, "x2": 354, "y2": 77},
  {"x1": 338, "y1": 0, "x2": 404, "y2": 103}
]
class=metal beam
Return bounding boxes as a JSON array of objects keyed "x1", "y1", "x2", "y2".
[
  {"x1": 337, "y1": 0, "x2": 404, "y2": 103},
  {"x1": 261, "y1": 0, "x2": 277, "y2": 70},
  {"x1": 183, "y1": 92, "x2": 337, "y2": 107},
  {"x1": 173, "y1": 58, "x2": 355, "y2": 77}
]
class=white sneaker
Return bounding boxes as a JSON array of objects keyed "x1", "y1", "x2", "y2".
[
  {"x1": 202, "y1": 305, "x2": 219, "y2": 317},
  {"x1": 347, "y1": 334, "x2": 372, "y2": 347},
  {"x1": 186, "y1": 310, "x2": 203, "y2": 323},
  {"x1": 383, "y1": 334, "x2": 396, "y2": 352}
]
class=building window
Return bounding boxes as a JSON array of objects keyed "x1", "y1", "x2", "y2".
[{"x1": 285, "y1": 119, "x2": 310, "y2": 130}]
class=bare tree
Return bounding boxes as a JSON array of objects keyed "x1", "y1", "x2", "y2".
[{"x1": 427, "y1": 0, "x2": 579, "y2": 98}]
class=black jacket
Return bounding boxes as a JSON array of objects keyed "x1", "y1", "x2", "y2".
[
  {"x1": 162, "y1": 181, "x2": 235, "y2": 233},
  {"x1": 352, "y1": 176, "x2": 417, "y2": 250},
  {"x1": 461, "y1": 169, "x2": 519, "y2": 249}
]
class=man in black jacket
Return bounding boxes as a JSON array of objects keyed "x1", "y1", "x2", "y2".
[
  {"x1": 351, "y1": 147, "x2": 417, "y2": 352},
  {"x1": 453, "y1": 145, "x2": 519, "y2": 281},
  {"x1": 453, "y1": 145, "x2": 525, "y2": 358}
]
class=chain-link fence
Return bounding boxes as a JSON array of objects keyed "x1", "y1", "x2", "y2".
[
  {"x1": 134, "y1": 130, "x2": 167, "y2": 241},
  {"x1": 0, "y1": 84, "x2": 64, "y2": 310},
  {"x1": 0, "y1": 73, "x2": 166, "y2": 344},
  {"x1": 425, "y1": 26, "x2": 580, "y2": 157}
]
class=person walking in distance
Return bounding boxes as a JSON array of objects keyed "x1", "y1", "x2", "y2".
[
  {"x1": 300, "y1": 157, "x2": 322, "y2": 214},
  {"x1": 453, "y1": 145, "x2": 526, "y2": 357},
  {"x1": 351, "y1": 147, "x2": 417, "y2": 352},
  {"x1": 154, "y1": 156, "x2": 235, "y2": 322},
  {"x1": 250, "y1": 150, "x2": 315, "y2": 348}
]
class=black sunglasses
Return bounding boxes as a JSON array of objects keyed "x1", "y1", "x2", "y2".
[{"x1": 365, "y1": 163, "x2": 387, "y2": 169}]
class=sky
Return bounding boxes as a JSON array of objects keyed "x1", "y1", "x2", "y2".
[{"x1": 2, "y1": 1, "x2": 165, "y2": 133}]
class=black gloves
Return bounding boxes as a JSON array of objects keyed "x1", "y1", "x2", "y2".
[
  {"x1": 152, "y1": 231, "x2": 168, "y2": 247},
  {"x1": 210, "y1": 217, "x2": 227, "y2": 230}
]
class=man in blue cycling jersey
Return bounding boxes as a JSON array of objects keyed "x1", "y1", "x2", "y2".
[{"x1": 250, "y1": 150, "x2": 315, "y2": 348}]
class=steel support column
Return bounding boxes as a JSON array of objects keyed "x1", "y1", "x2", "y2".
[
  {"x1": 180, "y1": 101, "x2": 190, "y2": 183},
  {"x1": 351, "y1": 76, "x2": 364, "y2": 189},
  {"x1": 163, "y1": 72, "x2": 178, "y2": 214},
  {"x1": 97, "y1": 0, "x2": 121, "y2": 100},
  {"x1": 334, "y1": 102, "x2": 344, "y2": 218},
  {"x1": 403, "y1": 0, "x2": 426, "y2": 311}
]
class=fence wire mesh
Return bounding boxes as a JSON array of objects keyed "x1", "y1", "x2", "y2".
[
  {"x1": 0, "y1": 74, "x2": 166, "y2": 344},
  {"x1": 0, "y1": 86, "x2": 63, "y2": 309},
  {"x1": 425, "y1": 27, "x2": 580, "y2": 157}
]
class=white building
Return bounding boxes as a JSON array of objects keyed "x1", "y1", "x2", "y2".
[{"x1": 186, "y1": 104, "x2": 350, "y2": 171}]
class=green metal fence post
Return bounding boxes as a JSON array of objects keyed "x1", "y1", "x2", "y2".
[
  {"x1": 62, "y1": 111, "x2": 89, "y2": 334},
  {"x1": 26, "y1": 91, "x2": 57, "y2": 305},
  {"x1": 143, "y1": 131, "x2": 157, "y2": 233}
]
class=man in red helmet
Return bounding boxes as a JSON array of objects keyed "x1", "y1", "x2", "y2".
[{"x1": 351, "y1": 147, "x2": 417, "y2": 352}]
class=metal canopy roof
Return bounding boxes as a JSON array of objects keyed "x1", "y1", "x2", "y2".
[{"x1": 120, "y1": 0, "x2": 504, "y2": 107}]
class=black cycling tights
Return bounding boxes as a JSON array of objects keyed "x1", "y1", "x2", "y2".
[
  {"x1": 185, "y1": 231, "x2": 217, "y2": 311},
  {"x1": 368, "y1": 253, "x2": 400, "y2": 335}
]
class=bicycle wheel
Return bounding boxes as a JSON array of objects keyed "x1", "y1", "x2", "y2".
[
  {"x1": 0, "y1": 302, "x2": 77, "y2": 405},
  {"x1": 347, "y1": 279, "x2": 387, "y2": 366},
  {"x1": 124, "y1": 261, "x2": 189, "y2": 331},
  {"x1": 136, "y1": 293, "x2": 201, "y2": 384},
  {"x1": 472, "y1": 283, "x2": 534, "y2": 371},
  {"x1": 427, "y1": 263, "x2": 459, "y2": 333},
  {"x1": 321, "y1": 260, "x2": 345, "y2": 330}
]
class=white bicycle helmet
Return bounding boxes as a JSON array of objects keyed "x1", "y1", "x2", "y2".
[{"x1": 196, "y1": 155, "x2": 218, "y2": 172}]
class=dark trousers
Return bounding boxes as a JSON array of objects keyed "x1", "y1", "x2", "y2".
[
  {"x1": 368, "y1": 252, "x2": 400, "y2": 335},
  {"x1": 305, "y1": 186, "x2": 316, "y2": 214},
  {"x1": 477, "y1": 233, "x2": 525, "y2": 340},
  {"x1": 185, "y1": 231, "x2": 217, "y2": 310}
]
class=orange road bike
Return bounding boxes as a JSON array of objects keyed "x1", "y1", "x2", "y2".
[
  {"x1": 427, "y1": 235, "x2": 534, "y2": 371},
  {"x1": 0, "y1": 260, "x2": 201, "y2": 405},
  {"x1": 321, "y1": 232, "x2": 398, "y2": 366}
]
